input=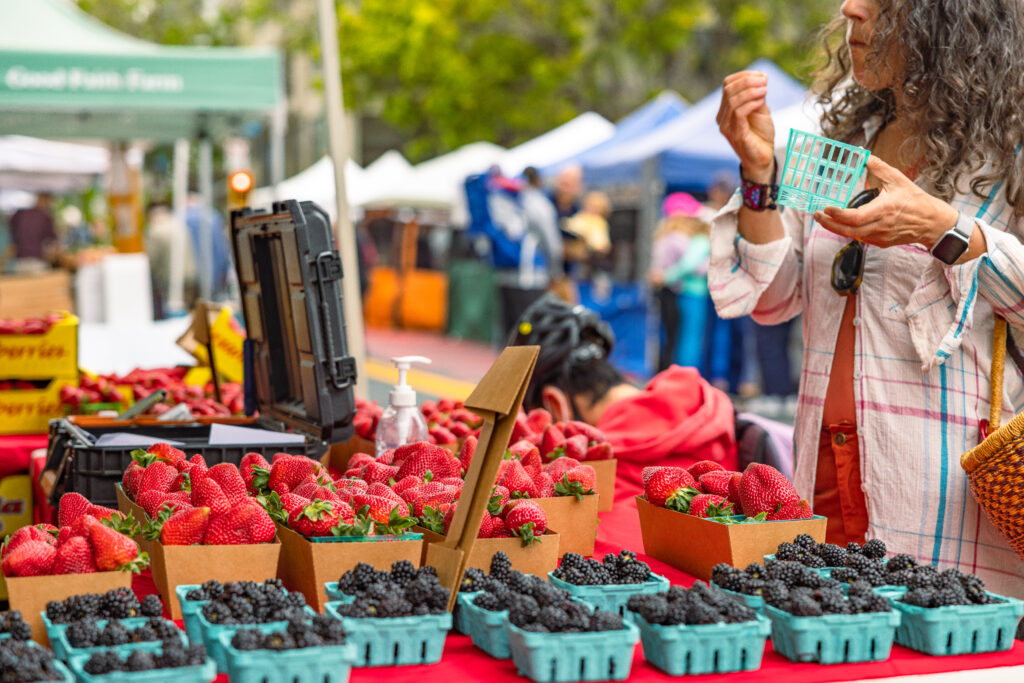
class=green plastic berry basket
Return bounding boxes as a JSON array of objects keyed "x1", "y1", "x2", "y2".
[
  {"x1": 457, "y1": 593, "x2": 511, "y2": 659},
  {"x1": 777, "y1": 129, "x2": 871, "y2": 213},
  {"x1": 324, "y1": 602, "x2": 452, "y2": 667},
  {"x1": 216, "y1": 631, "x2": 356, "y2": 683},
  {"x1": 68, "y1": 653, "x2": 216, "y2": 683},
  {"x1": 50, "y1": 619, "x2": 186, "y2": 662},
  {"x1": 41, "y1": 616, "x2": 151, "y2": 661},
  {"x1": 891, "y1": 592, "x2": 1023, "y2": 656},
  {"x1": 765, "y1": 604, "x2": 900, "y2": 664},
  {"x1": 763, "y1": 554, "x2": 834, "y2": 578},
  {"x1": 453, "y1": 589, "x2": 482, "y2": 635},
  {"x1": 174, "y1": 585, "x2": 210, "y2": 646},
  {"x1": 324, "y1": 582, "x2": 356, "y2": 604},
  {"x1": 547, "y1": 572, "x2": 670, "y2": 618},
  {"x1": 196, "y1": 605, "x2": 317, "y2": 673},
  {"x1": 709, "y1": 584, "x2": 765, "y2": 613},
  {"x1": 506, "y1": 620, "x2": 640, "y2": 683},
  {"x1": 634, "y1": 612, "x2": 771, "y2": 675}
]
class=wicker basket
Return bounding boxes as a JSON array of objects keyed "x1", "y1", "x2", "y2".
[{"x1": 961, "y1": 319, "x2": 1024, "y2": 560}]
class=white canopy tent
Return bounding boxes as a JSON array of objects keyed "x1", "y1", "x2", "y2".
[
  {"x1": 499, "y1": 112, "x2": 614, "y2": 177},
  {"x1": 0, "y1": 135, "x2": 109, "y2": 192}
]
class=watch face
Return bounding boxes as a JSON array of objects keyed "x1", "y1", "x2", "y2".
[{"x1": 932, "y1": 230, "x2": 970, "y2": 264}]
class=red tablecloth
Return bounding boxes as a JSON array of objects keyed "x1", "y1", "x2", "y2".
[{"x1": 129, "y1": 490, "x2": 1024, "y2": 682}]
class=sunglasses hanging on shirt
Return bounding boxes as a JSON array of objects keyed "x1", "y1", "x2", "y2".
[{"x1": 829, "y1": 188, "x2": 881, "y2": 295}]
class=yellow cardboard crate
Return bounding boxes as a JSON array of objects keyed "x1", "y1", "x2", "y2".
[
  {"x1": 0, "y1": 314, "x2": 78, "y2": 379},
  {"x1": 0, "y1": 378, "x2": 69, "y2": 435},
  {"x1": 0, "y1": 474, "x2": 35, "y2": 600}
]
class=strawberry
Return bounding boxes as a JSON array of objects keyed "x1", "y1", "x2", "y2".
[
  {"x1": 375, "y1": 448, "x2": 397, "y2": 465},
  {"x1": 147, "y1": 442, "x2": 185, "y2": 463},
  {"x1": 392, "y1": 475, "x2": 422, "y2": 496},
  {"x1": 352, "y1": 494, "x2": 404, "y2": 525},
  {"x1": 738, "y1": 463, "x2": 799, "y2": 516},
  {"x1": 204, "y1": 505, "x2": 255, "y2": 545},
  {"x1": 642, "y1": 467, "x2": 662, "y2": 485},
  {"x1": 394, "y1": 442, "x2": 460, "y2": 481},
  {"x1": 266, "y1": 455, "x2": 322, "y2": 496},
  {"x1": 557, "y1": 434, "x2": 588, "y2": 461},
  {"x1": 412, "y1": 487, "x2": 459, "y2": 518},
  {"x1": 353, "y1": 412, "x2": 376, "y2": 439},
  {"x1": 429, "y1": 425, "x2": 457, "y2": 444},
  {"x1": 334, "y1": 479, "x2": 368, "y2": 502},
  {"x1": 554, "y1": 465, "x2": 596, "y2": 500},
  {"x1": 643, "y1": 467, "x2": 699, "y2": 508},
  {"x1": 52, "y1": 536, "x2": 97, "y2": 574},
  {"x1": 56, "y1": 526, "x2": 73, "y2": 547},
  {"x1": 687, "y1": 493, "x2": 735, "y2": 518},
  {"x1": 138, "y1": 462, "x2": 178, "y2": 497},
  {"x1": 698, "y1": 471, "x2": 734, "y2": 498},
  {"x1": 293, "y1": 481, "x2": 341, "y2": 504},
  {"x1": 288, "y1": 500, "x2": 352, "y2": 537},
  {"x1": 458, "y1": 436, "x2": 477, "y2": 474},
  {"x1": 89, "y1": 524, "x2": 142, "y2": 571},
  {"x1": 526, "y1": 408, "x2": 553, "y2": 434},
  {"x1": 122, "y1": 462, "x2": 145, "y2": 500},
  {"x1": 476, "y1": 512, "x2": 494, "y2": 538},
  {"x1": 278, "y1": 493, "x2": 311, "y2": 517},
  {"x1": 449, "y1": 422, "x2": 472, "y2": 439},
  {"x1": 510, "y1": 411, "x2": 533, "y2": 443},
  {"x1": 563, "y1": 421, "x2": 605, "y2": 444},
  {"x1": 497, "y1": 459, "x2": 534, "y2": 498},
  {"x1": 2, "y1": 525, "x2": 56, "y2": 558},
  {"x1": 688, "y1": 460, "x2": 726, "y2": 479},
  {"x1": 170, "y1": 472, "x2": 191, "y2": 493},
  {"x1": 488, "y1": 485, "x2": 511, "y2": 516},
  {"x1": 244, "y1": 502, "x2": 278, "y2": 543},
  {"x1": 438, "y1": 398, "x2": 457, "y2": 413},
  {"x1": 138, "y1": 489, "x2": 170, "y2": 518},
  {"x1": 88, "y1": 505, "x2": 124, "y2": 524},
  {"x1": 451, "y1": 408, "x2": 482, "y2": 428},
  {"x1": 503, "y1": 500, "x2": 547, "y2": 546},
  {"x1": 538, "y1": 424, "x2": 567, "y2": 457},
  {"x1": 346, "y1": 453, "x2": 375, "y2": 471},
  {"x1": 767, "y1": 499, "x2": 814, "y2": 521},
  {"x1": 361, "y1": 461, "x2": 400, "y2": 485},
  {"x1": 544, "y1": 457, "x2": 582, "y2": 482},
  {"x1": 58, "y1": 493, "x2": 93, "y2": 528},
  {"x1": 583, "y1": 442, "x2": 613, "y2": 461},
  {"x1": 2, "y1": 540, "x2": 56, "y2": 576},
  {"x1": 206, "y1": 463, "x2": 248, "y2": 503},
  {"x1": 160, "y1": 507, "x2": 211, "y2": 545},
  {"x1": 191, "y1": 477, "x2": 231, "y2": 517},
  {"x1": 509, "y1": 440, "x2": 542, "y2": 477},
  {"x1": 533, "y1": 472, "x2": 556, "y2": 498},
  {"x1": 727, "y1": 472, "x2": 744, "y2": 513},
  {"x1": 366, "y1": 482, "x2": 407, "y2": 505},
  {"x1": 489, "y1": 517, "x2": 512, "y2": 538},
  {"x1": 240, "y1": 453, "x2": 269, "y2": 493}
]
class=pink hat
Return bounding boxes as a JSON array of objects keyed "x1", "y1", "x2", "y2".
[{"x1": 662, "y1": 192, "x2": 703, "y2": 218}]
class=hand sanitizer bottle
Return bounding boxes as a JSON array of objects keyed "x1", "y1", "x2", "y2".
[{"x1": 375, "y1": 356, "x2": 431, "y2": 457}]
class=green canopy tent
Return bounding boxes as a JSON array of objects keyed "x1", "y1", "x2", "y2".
[{"x1": 0, "y1": 0, "x2": 285, "y2": 306}]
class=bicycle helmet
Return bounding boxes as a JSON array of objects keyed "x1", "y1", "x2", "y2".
[{"x1": 508, "y1": 293, "x2": 616, "y2": 410}]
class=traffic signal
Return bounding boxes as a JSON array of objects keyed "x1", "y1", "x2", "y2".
[{"x1": 227, "y1": 170, "x2": 253, "y2": 209}]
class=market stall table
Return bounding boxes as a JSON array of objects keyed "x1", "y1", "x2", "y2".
[{"x1": 125, "y1": 488, "x2": 1023, "y2": 683}]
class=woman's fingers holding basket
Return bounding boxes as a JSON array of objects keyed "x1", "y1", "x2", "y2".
[{"x1": 815, "y1": 183, "x2": 960, "y2": 249}]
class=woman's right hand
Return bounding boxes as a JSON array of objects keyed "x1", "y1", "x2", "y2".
[{"x1": 716, "y1": 71, "x2": 775, "y2": 182}]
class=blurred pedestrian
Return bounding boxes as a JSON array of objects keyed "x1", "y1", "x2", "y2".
[
  {"x1": 550, "y1": 164, "x2": 583, "y2": 221},
  {"x1": 4, "y1": 193, "x2": 59, "y2": 273},
  {"x1": 184, "y1": 194, "x2": 233, "y2": 300},
  {"x1": 521, "y1": 167, "x2": 564, "y2": 285},
  {"x1": 650, "y1": 192, "x2": 698, "y2": 371},
  {"x1": 145, "y1": 201, "x2": 198, "y2": 318},
  {"x1": 657, "y1": 195, "x2": 710, "y2": 369}
]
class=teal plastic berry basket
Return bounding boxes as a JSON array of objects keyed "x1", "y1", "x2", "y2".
[
  {"x1": 217, "y1": 631, "x2": 356, "y2": 683},
  {"x1": 762, "y1": 554, "x2": 834, "y2": 578},
  {"x1": 891, "y1": 592, "x2": 1023, "y2": 656},
  {"x1": 51, "y1": 620, "x2": 186, "y2": 662},
  {"x1": 777, "y1": 129, "x2": 871, "y2": 213},
  {"x1": 324, "y1": 582, "x2": 355, "y2": 604},
  {"x1": 634, "y1": 613, "x2": 771, "y2": 676},
  {"x1": 42, "y1": 616, "x2": 151, "y2": 661},
  {"x1": 547, "y1": 573, "x2": 670, "y2": 618},
  {"x1": 197, "y1": 605, "x2": 316, "y2": 673},
  {"x1": 325, "y1": 602, "x2": 452, "y2": 667},
  {"x1": 51, "y1": 658, "x2": 75, "y2": 683},
  {"x1": 453, "y1": 590, "x2": 482, "y2": 635},
  {"x1": 765, "y1": 605, "x2": 900, "y2": 664},
  {"x1": 174, "y1": 585, "x2": 210, "y2": 645},
  {"x1": 457, "y1": 593, "x2": 510, "y2": 659},
  {"x1": 709, "y1": 584, "x2": 765, "y2": 613},
  {"x1": 68, "y1": 653, "x2": 216, "y2": 683},
  {"x1": 506, "y1": 620, "x2": 640, "y2": 683}
]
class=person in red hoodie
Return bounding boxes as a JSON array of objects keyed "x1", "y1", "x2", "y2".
[{"x1": 509, "y1": 294, "x2": 740, "y2": 504}]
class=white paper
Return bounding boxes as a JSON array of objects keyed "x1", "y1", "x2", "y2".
[
  {"x1": 93, "y1": 433, "x2": 187, "y2": 448},
  {"x1": 207, "y1": 423, "x2": 306, "y2": 446}
]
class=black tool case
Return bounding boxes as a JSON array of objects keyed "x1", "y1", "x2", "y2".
[{"x1": 45, "y1": 199, "x2": 357, "y2": 507}]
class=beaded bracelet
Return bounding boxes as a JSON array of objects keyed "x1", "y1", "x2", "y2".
[{"x1": 740, "y1": 161, "x2": 778, "y2": 211}]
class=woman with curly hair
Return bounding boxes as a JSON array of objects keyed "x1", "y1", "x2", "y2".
[{"x1": 710, "y1": 0, "x2": 1024, "y2": 597}]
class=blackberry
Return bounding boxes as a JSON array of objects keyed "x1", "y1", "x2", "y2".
[
  {"x1": 685, "y1": 601, "x2": 720, "y2": 625},
  {"x1": 44, "y1": 601, "x2": 67, "y2": 624},
  {"x1": 617, "y1": 560, "x2": 652, "y2": 584},
  {"x1": 886, "y1": 553, "x2": 917, "y2": 573},
  {"x1": 538, "y1": 605, "x2": 569, "y2": 631},
  {"x1": 460, "y1": 567, "x2": 488, "y2": 592},
  {"x1": 885, "y1": 569, "x2": 913, "y2": 587},
  {"x1": 861, "y1": 539, "x2": 887, "y2": 559},
  {"x1": 0, "y1": 612, "x2": 31, "y2": 641},
  {"x1": 830, "y1": 567, "x2": 859, "y2": 584},
  {"x1": 201, "y1": 580, "x2": 224, "y2": 598},
  {"x1": 767, "y1": 560, "x2": 807, "y2": 587},
  {"x1": 311, "y1": 614, "x2": 346, "y2": 644},
  {"x1": 902, "y1": 587, "x2": 936, "y2": 607},
  {"x1": 563, "y1": 602, "x2": 592, "y2": 631},
  {"x1": 626, "y1": 594, "x2": 667, "y2": 624},
  {"x1": 961, "y1": 574, "x2": 988, "y2": 604},
  {"x1": 618, "y1": 549, "x2": 638, "y2": 564},
  {"x1": 561, "y1": 553, "x2": 587, "y2": 570},
  {"x1": 905, "y1": 567, "x2": 938, "y2": 590},
  {"x1": 139, "y1": 595, "x2": 163, "y2": 618},
  {"x1": 763, "y1": 580, "x2": 790, "y2": 607},
  {"x1": 201, "y1": 601, "x2": 232, "y2": 624},
  {"x1": 102, "y1": 588, "x2": 140, "y2": 619},
  {"x1": 66, "y1": 619, "x2": 101, "y2": 648},
  {"x1": 533, "y1": 582, "x2": 569, "y2": 607},
  {"x1": 845, "y1": 553, "x2": 877, "y2": 572},
  {"x1": 185, "y1": 588, "x2": 207, "y2": 601},
  {"x1": 508, "y1": 594, "x2": 541, "y2": 627},
  {"x1": 83, "y1": 651, "x2": 122, "y2": 675},
  {"x1": 390, "y1": 560, "x2": 418, "y2": 585},
  {"x1": 489, "y1": 551, "x2": 512, "y2": 582},
  {"x1": 865, "y1": 594, "x2": 891, "y2": 613},
  {"x1": 99, "y1": 621, "x2": 132, "y2": 646},
  {"x1": 741, "y1": 578, "x2": 765, "y2": 597},
  {"x1": 802, "y1": 553, "x2": 826, "y2": 569},
  {"x1": 743, "y1": 563, "x2": 765, "y2": 580},
  {"x1": 775, "y1": 542, "x2": 800, "y2": 561},
  {"x1": 589, "y1": 610, "x2": 624, "y2": 631},
  {"x1": 339, "y1": 563, "x2": 381, "y2": 594},
  {"x1": 719, "y1": 598, "x2": 756, "y2": 623},
  {"x1": 125, "y1": 650, "x2": 157, "y2": 672},
  {"x1": 264, "y1": 578, "x2": 284, "y2": 590},
  {"x1": 506, "y1": 570, "x2": 534, "y2": 593},
  {"x1": 710, "y1": 564, "x2": 744, "y2": 592},
  {"x1": 815, "y1": 588, "x2": 851, "y2": 614},
  {"x1": 815, "y1": 543, "x2": 847, "y2": 567},
  {"x1": 787, "y1": 594, "x2": 823, "y2": 617},
  {"x1": 793, "y1": 534, "x2": 817, "y2": 549},
  {"x1": 931, "y1": 586, "x2": 969, "y2": 607},
  {"x1": 472, "y1": 592, "x2": 506, "y2": 612},
  {"x1": 846, "y1": 542, "x2": 862, "y2": 554},
  {"x1": 847, "y1": 580, "x2": 873, "y2": 598},
  {"x1": 149, "y1": 618, "x2": 181, "y2": 642}
]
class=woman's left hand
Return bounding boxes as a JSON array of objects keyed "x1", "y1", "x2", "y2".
[{"x1": 813, "y1": 156, "x2": 959, "y2": 249}]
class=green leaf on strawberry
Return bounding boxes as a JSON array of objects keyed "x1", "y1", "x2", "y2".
[
  {"x1": 663, "y1": 486, "x2": 701, "y2": 513},
  {"x1": 417, "y1": 505, "x2": 445, "y2": 534},
  {"x1": 375, "y1": 506, "x2": 417, "y2": 536},
  {"x1": 509, "y1": 491, "x2": 531, "y2": 500},
  {"x1": 330, "y1": 513, "x2": 374, "y2": 537},
  {"x1": 130, "y1": 448, "x2": 157, "y2": 468},
  {"x1": 102, "y1": 512, "x2": 140, "y2": 537},
  {"x1": 553, "y1": 474, "x2": 594, "y2": 501},
  {"x1": 513, "y1": 521, "x2": 540, "y2": 547},
  {"x1": 249, "y1": 465, "x2": 271, "y2": 494},
  {"x1": 486, "y1": 493, "x2": 504, "y2": 517},
  {"x1": 256, "y1": 491, "x2": 288, "y2": 524},
  {"x1": 117, "y1": 550, "x2": 150, "y2": 574}
]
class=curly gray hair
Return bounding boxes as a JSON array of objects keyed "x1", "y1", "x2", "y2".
[{"x1": 815, "y1": 0, "x2": 1024, "y2": 214}]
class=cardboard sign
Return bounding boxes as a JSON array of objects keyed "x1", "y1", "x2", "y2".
[{"x1": 425, "y1": 346, "x2": 539, "y2": 611}]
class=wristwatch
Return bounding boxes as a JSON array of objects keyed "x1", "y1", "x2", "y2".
[{"x1": 930, "y1": 212, "x2": 974, "y2": 265}]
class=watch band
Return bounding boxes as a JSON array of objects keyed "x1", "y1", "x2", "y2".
[
  {"x1": 930, "y1": 212, "x2": 973, "y2": 265},
  {"x1": 740, "y1": 161, "x2": 778, "y2": 211}
]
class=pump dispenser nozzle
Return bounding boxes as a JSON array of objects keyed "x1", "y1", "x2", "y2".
[{"x1": 389, "y1": 356, "x2": 431, "y2": 408}]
